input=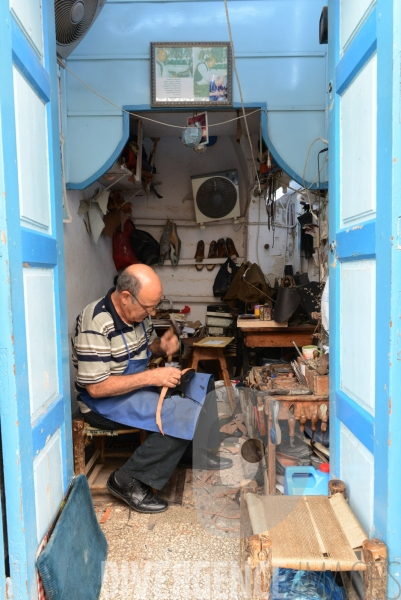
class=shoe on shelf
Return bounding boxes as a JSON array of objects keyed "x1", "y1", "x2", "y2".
[
  {"x1": 192, "y1": 449, "x2": 233, "y2": 471},
  {"x1": 206, "y1": 240, "x2": 217, "y2": 271},
  {"x1": 158, "y1": 220, "x2": 173, "y2": 266},
  {"x1": 226, "y1": 237, "x2": 239, "y2": 258},
  {"x1": 217, "y1": 238, "x2": 228, "y2": 258},
  {"x1": 107, "y1": 471, "x2": 168, "y2": 514},
  {"x1": 169, "y1": 222, "x2": 181, "y2": 266},
  {"x1": 194, "y1": 240, "x2": 205, "y2": 271}
]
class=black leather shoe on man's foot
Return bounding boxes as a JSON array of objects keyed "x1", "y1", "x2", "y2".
[
  {"x1": 192, "y1": 450, "x2": 233, "y2": 471},
  {"x1": 107, "y1": 471, "x2": 168, "y2": 514}
]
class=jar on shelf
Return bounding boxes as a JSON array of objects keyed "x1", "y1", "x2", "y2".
[{"x1": 260, "y1": 305, "x2": 272, "y2": 321}]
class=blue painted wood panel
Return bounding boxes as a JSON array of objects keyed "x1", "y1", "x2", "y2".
[
  {"x1": 10, "y1": 0, "x2": 44, "y2": 58},
  {"x1": 21, "y1": 228, "x2": 58, "y2": 266},
  {"x1": 63, "y1": 0, "x2": 329, "y2": 188},
  {"x1": 329, "y1": 0, "x2": 379, "y2": 533},
  {"x1": 340, "y1": 422, "x2": 374, "y2": 535},
  {"x1": 329, "y1": 0, "x2": 401, "y2": 595},
  {"x1": 336, "y1": 6, "x2": 376, "y2": 94},
  {"x1": 11, "y1": 17, "x2": 50, "y2": 102},
  {"x1": 335, "y1": 220, "x2": 375, "y2": 261},
  {"x1": 0, "y1": 0, "x2": 73, "y2": 595}
]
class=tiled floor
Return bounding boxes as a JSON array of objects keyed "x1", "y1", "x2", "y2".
[{"x1": 95, "y1": 446, "x2": 249, "y2": 600}]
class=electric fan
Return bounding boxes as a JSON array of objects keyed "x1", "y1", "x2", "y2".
[{"x1": 191, "y1": 170, "x2": 240, "y2": 224}]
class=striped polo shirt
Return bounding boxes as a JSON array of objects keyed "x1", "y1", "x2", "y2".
[{"x1": 71, "y1": 287, "x2": 157, "y2": 398}]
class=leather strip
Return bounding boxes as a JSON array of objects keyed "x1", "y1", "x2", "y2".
[{"x1": 156, "y1": 368, "x2": 193, "y2": 435}]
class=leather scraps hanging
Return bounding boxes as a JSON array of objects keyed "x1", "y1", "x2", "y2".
[
  {"x1": 121, "y1": 138, "x2": 163, "y2": 198},
  {"x1": 78, "y1": 188, "x2": 111, "y2": 244}
]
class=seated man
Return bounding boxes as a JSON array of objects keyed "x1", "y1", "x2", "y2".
[{"x1": 71, "y1": 264, "x2": 232, "y2": 514}]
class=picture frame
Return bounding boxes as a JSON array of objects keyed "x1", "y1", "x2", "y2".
[{"x1": 151, "y1": 42, "x2": 232, "y2": 107}]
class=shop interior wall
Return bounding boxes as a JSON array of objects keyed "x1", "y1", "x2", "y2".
[
  {"x1": 64, "y1": 183, "x2": 116, "y2": 409},
  {"x1": 134, "y1": 135, "x2": 246, "y2": 320},
  {"x1": 64, "y1": 132, "x2": 307, "y2": 404}
]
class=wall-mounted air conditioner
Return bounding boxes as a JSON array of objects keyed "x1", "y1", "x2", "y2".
[{"x1": 191, "y1": 170, "x2": 240, "y2": 225}]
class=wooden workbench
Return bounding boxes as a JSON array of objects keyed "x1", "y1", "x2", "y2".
[{"x1": 237, "y1": 323, "x2": 315, "y2": 373}]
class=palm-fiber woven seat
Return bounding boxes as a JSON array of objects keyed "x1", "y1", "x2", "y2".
[
  {"x1": 240, "y1": 482, "x2": 388, "y2": 600},
  {"x1": 245, "y1": 493, "x2": 366, "y2": 571}
]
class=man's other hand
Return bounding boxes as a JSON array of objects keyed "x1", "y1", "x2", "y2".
[
  {"x1": 150, "y1": 367, "x2": 181, "y2": 388},
  {"x1": 159, "y1": 329, "x2": 180, "y2": 357}
]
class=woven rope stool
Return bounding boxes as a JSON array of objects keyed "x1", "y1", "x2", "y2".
[{"x1": 240, "y1": 479, "x2": 387, "y2": 600}]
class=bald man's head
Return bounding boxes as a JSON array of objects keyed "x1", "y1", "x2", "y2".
[{"x1": 116, "y1": 264, "x2": 162, "y2": 299}]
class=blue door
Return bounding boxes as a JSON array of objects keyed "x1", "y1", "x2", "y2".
[
  {"x1": 329, "y1": 0, "x2": 400, "y2": 594},
  {"x1": 0, "y1": 0, "x2": 73, "y2": 596}
]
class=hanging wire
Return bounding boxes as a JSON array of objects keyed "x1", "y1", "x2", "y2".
[
  {"x1": 223, "y1": 0, "x2": 261, "y2": 203},
  {"x1": 58, "y1": 59, "x2": 262, "y2": 130}
]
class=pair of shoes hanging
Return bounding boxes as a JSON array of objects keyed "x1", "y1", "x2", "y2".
[
  {"x1": 194, "y1": 239, "x2": 223, "y2": 271},
  {"x1": 217, "y1": 238, "x2": 239, "y2": 259},
  {"x1": 194, "y1": 238, "x2": 239, "y2": 271},
  {"x1": 158, "y1": 220, "x2": 181, "y2": 266},
  {"x1": 194, "y1": 240, "x2": 215, "y2": 271}
]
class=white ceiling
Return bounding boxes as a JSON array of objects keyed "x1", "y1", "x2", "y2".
[{"x1": 129, "y1": 109, "x2": 261, "y2": 138}]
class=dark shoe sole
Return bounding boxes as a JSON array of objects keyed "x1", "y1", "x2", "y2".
[{"x1": 106, "y1": 482, "x2": 168, "y2": 514}]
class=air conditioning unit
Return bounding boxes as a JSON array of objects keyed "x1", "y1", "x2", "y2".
[
  {"x1": 55, "y1": 0, "x2": 106, "y2": 58},
  {"x1": 191, "y1": 170, "x2": 240, "y2": 225}
]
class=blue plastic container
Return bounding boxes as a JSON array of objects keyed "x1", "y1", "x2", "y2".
[{"x1": 284, "y1": 464, "x2": 330, "y2": 495}]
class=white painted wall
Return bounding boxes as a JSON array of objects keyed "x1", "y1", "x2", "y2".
[
  {"x1": 64, "y1": 182, "x2": 116, "y2": 409},
  {"x1": 246, "y1": 186, "x2": 320, "y2": 285},
  {"x1": 132, "y1": 135, "x2": 248, "y2": 322}
]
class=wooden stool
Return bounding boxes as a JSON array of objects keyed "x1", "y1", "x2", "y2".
[
  {"x1": 240, "y1": 480, "x2": 388, "y2": 600},
  {"x1": 72, "y1": 419, "x2": 147, "y2": 490},
  {"x1": 189, "y1": 340, "x2": 236, "y2": 411}
]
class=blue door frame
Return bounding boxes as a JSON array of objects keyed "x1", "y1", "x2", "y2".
[
  {"x1": 329, "y1": 1, "x2": 401, "y2": 596},
  {"x1": 0, "y1": 0, "x2": 73, "y2": 596}
]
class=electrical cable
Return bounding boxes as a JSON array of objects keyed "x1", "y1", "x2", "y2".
[
  {"x1": 302, "y1": 137, "x2": 328, "y2": 190},
  {"x1": 316, "y1": 147, "x2": 328, "y2": 284},
  {"x1": 223, "y1": 0, "x2": 261, "y2": 203},
  {"x1": 58, "y1": 59, "x2": 262, "y2": 130},
  {"x1": 256, "y1": 195, "x2": 262, "y2": 267},
  {"x1": 302, "y1": 137, "x2": 329, "y2": 216},
  {"x1": 233, "y1": 221, "x2": 245, "y2": 232}
]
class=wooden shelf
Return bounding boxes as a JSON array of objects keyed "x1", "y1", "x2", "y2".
[
  {"x1": 155, "y1": 257, "x2": 243, "y2": 266},
  {"x1": 128, "y1": 217, "x2": 246, "y2": 228}
]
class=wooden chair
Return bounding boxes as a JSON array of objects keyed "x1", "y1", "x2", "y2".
[
  {"x1": 72, "y1": 419, "x2": 147, "y2": 490},
  {"x1": 240, "y1": 479, "x2": 387, "y2": 600}
]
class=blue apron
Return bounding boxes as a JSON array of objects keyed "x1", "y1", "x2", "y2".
[{"x1": 80, "y1": 323, "x2": 211, "y2": 440}]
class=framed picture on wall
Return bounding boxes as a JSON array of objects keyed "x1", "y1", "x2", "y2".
[{"x1": 151, "y1": 42, "x2": 232, "y2": 107}]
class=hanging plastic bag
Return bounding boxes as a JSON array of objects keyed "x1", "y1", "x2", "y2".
[
  {"x1": 130, "y1": 228, "x2": 160, "y2": 266},
  {"x1": 112, "y1": 219, "x2": 139, "y2": 271},
  {"x1": 271, "y1": 568, "x2": 345, "y2": 600},
  {"x1": 273, "y1": 276, "x2": 300, "y2": 322},
  {"x1": 213, "y1": 258, "x2": 239, "y2": 298}
]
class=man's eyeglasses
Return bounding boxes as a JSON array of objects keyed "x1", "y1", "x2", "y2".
[{"x1": 130, "y1": 293, "x2": 162, "y2": 313}]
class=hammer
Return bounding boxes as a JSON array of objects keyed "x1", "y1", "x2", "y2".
[{"x1": 166, "y1": 314, "x2": 184, "y2": 363}]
